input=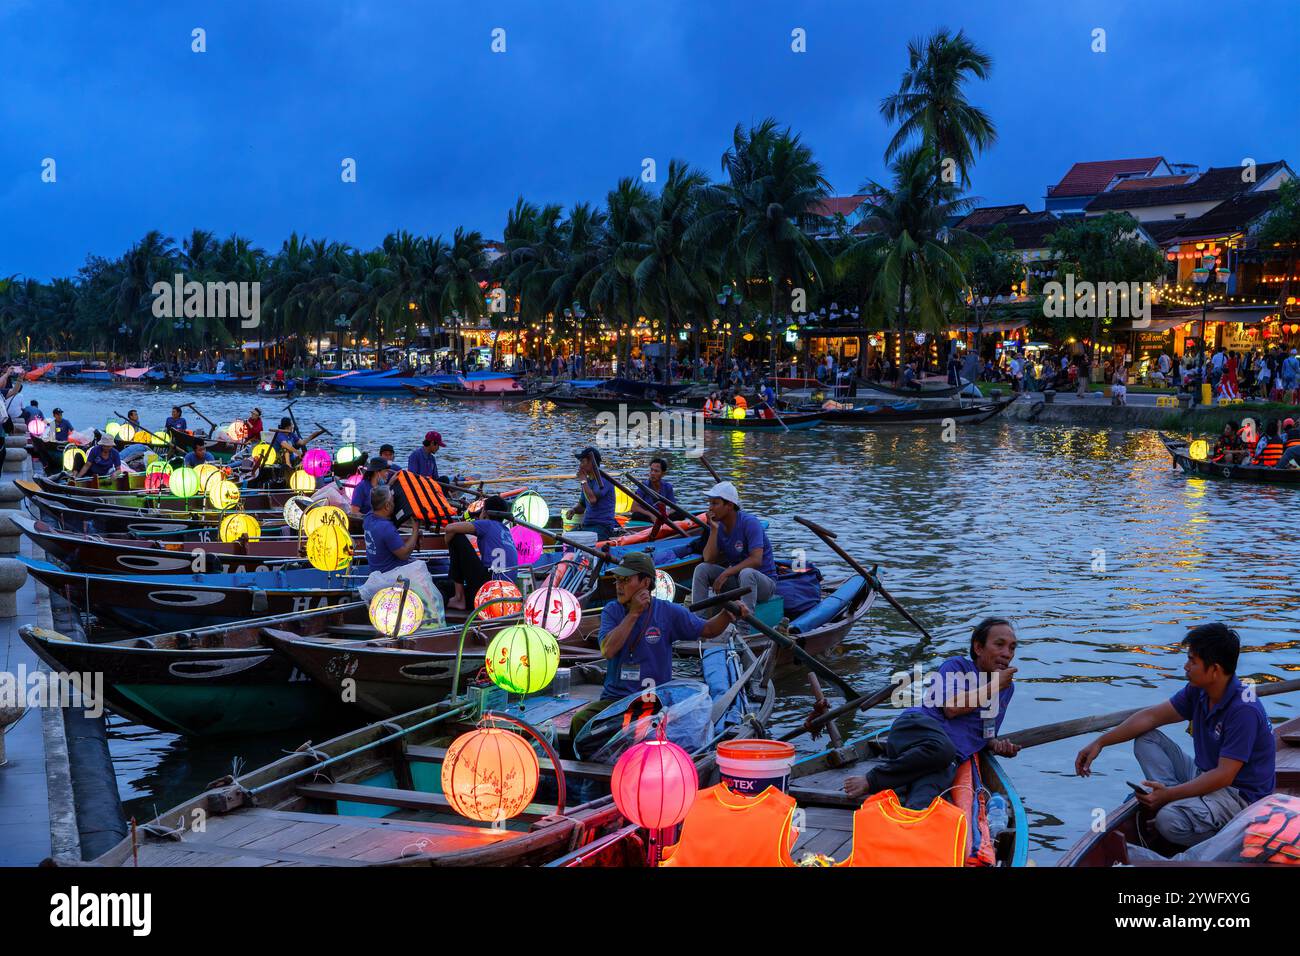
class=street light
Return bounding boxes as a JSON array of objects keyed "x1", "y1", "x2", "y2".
[
  {"x1": 1193, "y1": 253, "x2": 1227, "y2": 390},
  {"x1": 334, "y1": 313, "x2": 349, "y2": 370}
]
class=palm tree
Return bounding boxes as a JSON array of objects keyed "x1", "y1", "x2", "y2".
[
  {"x1": 581, "y1": 179, "x2": 653, "y2": 374},
  {"x1": 880, "y1": 28, "x2": 996, "y2": 187},
  {"x1": 437, "y1": 227, "x2": 488, "y2": 367}
]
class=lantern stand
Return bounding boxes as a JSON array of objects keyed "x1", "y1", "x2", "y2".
[
  {"x1": 388, "y1": 575, "x2": 412, "y2": 642},
  {"x1": 448, "y1": 594, "x2": 528, "y2": 701},
  {"x1": 478, "y1": 712, "x2": 567, "y2": 815}
]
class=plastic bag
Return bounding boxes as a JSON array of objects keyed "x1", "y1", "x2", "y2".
[
  {"x1": 358, "y1": 560, "x2": 446, "y2": 632},
  {"x1": 574, "y1": 679, "x2": 712, "y2": 763},
  {"x1": 1126, "y1": 792, "x2": 1300, "y2": 865}
]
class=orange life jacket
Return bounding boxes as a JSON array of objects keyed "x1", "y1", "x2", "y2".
[
  {"x1": 660, "y1": 784, "x2": 798, "y2": 867},
  {"x1": 388, "y1": 469, "x2": 456, "y2": 524},
  {"x1": 1239, "y1": 794, "x2": 1300, "y2": 865},
  {"x1": 704, "y1": 399, "x2": 722, "y2": 415},
  {"x1": 833, "y1": 789, "x2": 968, "y2": 867},
  {"x1": 1256, "y1": 439, "x2": 1284, "y2": 467},
  {"x1": 733, "y1": 395, "x2": 748, "y2": 409}
]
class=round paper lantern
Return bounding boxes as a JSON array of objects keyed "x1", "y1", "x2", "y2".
[
  {"x1": 146, "y1": 459, "x2": 172, "y2": 477},
  {"x1": 306, "y1": 523, "x2": 353, "y2": 571},
  {"x1": 441, "y1": 727, "x2": 540, "y2": 822},
  {"x1": 652, "y1": 568, "x2": 676, "y2": 601},
  {"x1": 474, "y1": 579, "x2": 522, "y2": 619},
  {"x1": 484, "y1": 623, "x2": 559, "y2": 694},
  {"x1": 194, "y1": 463, "x2": 220, "y2": 491},
  {"x1": 289, "y1": 469, "x2": 316, "y2": 493},
  {"x1": 26, "y1": 418, "x2": 45, "y2": 438},
  {"x1": 62, "y1": 446, "x2": 86, "y2": 472},
  {"x1": 145, "y1": 471, "x2": 170, "y2": 493},
  {"x1": 510, "y1": 492, "x2": 548, "y2": 527},
  {"x1": 730, "y1": 406, "x2": 747, "y2": 420},
  {"x1": 335, "y1": 444, "x2": 362, "y2": 465},
  {"x1": 302, "y1": 449, "x2": 332, "y2": 478},
  {"x1": 139, "y1": 429, "x2": 165, "y2": 446},
  {"x1": 301, "y1": 504, "x2": 349, "y2": 537},
  {"x1": 104, "y1": 421, "x2": 121, "y2": 439},
  {"x1": 368, "y1": 586, "x2": 426, "y2": 636},
  {"x1": 1189, "y1": 439, "x2": 1209, "y2": 461},
  {"x1": 522, "y1": 586, "x2": 581, "y2": 641},
  {"x1": 118, "y1": 423, "x2": 137, "y2": 442},
  {"x1": 229, "y1": 420, "x2": 250, "y2": 442},
  {"x1": 219, "y1": 512, "x2": 261, "y2": 543},
  {"x1": 168, "y1": 466, "x2": 201, "y2": 498},
  {"x1": 611, "y1": 738, "x2": 699, "y2": 830},
  {"x1": 250, "y1": 442, "x2": 276, "y2": 467},
  {"x1": 282, "y1": 495, "x2": 313, "y2": 530},
  {"x1": 343, "y1": 472, "x2": 363, "y2": 490},
  {"x1": 207, "y1": 479, "x2": 241, "y2": 510},
  {"x1": 615, "y1": 486, "x2": 633, "y2": 515},
  {"x1": 510, "y1": 525, "x2": 543, "y2": 565}
]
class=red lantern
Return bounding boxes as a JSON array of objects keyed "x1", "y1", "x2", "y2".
[
  {"x1": 440, "y1": 727, "x2": 540, "y2": 822},
  {"x1": 474, "y1": 579, "x2": 522, "y2": 618},
  {"x1": 612, "y1": 738, "x2": 699, "y2": 832},
  {"x1": 145, "y1": 471, "x2": 170, "y2": 493},
  {"x1": 229, "y1": 420, "x2": 250, "y2": 442}
]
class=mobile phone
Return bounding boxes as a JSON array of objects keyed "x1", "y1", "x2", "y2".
[{"x1": 1127, "y1": 780, "x2": 1151, "y2": 796}]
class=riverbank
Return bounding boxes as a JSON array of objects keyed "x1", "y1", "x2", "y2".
[{"x1": 1002, "y1": 391, "x2": 1299, "y2": 433}]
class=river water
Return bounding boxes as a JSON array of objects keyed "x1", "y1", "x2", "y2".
[{"x1": 29, "y1": 382, "x2": 1300, "y2": 863}]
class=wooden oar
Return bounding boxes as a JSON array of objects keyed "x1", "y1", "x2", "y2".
[
  {"x1": 607, "y1": 469, "x2": 709, "y2": 536},
  {"x1": 1003, "y1": 677, "x2": 1300, "y2": 750},
  {"x1": 181, "y1": 402, "x2": 218, "y2": 435},
  {"x1": 698, "y1": 454, "x2": 723, "y2": 483},
  {"x1": 485, "y1": 510, "x2": 616, "y2": 563},
  {"x1": 599, "y1": 469, "x2": 698, "y2": 542},
  {"x1": 472, "y1": 472, "x2": 579, "y2": 485},
  {"x1": 793, "y1": 515, "x2": 934, "y2": 644},
  {"x1": 777, "y1": 678, "x2": 900, "y2": 742}
]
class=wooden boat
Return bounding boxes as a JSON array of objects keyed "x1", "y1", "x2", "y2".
[
  {"x1": 703, "y1": 412, "x2": 823, "y2": 431},
  {"x1": 855, "y1": 378, "x2": 971, "y2": 399},
  {"x1": 402, "y1": 382, "x2": 557, "y2": 402},
  {"x1": 1161, "y1": 433, "x2": 1300, "y2": 485},
  {"x1": 19, "y1": 477, "x2": 297, "y2": 513},
  {"x1": 804, "y1": 398, "x2": 1012, "y2": 426},
  {"x1": 1059, "y1": 715, "x2": 1300, "y2": 867},
  {"x1": 167, "y1": 426, "x2": 240, "y2": 458},
  {"x1": 85, "y1": 638, "x2": 776, "y2": 866},
  {"x1": 550, "y1": 726, "x2": 1026, "y2": 867}
]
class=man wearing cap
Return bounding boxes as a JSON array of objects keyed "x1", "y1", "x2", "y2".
[
  {"x1": 565, "y1": 551, "x2": 743, "y2": 756},
  {"x1": 270, "y1": 417, "x2": 305, "y2": 468},
  {"x1": 363, "y1": 486, "x2": 422, "y2": 574},
  {"x1": 408, "y1": 432, "x2": 444, "y2": 479},
  {"x1": 1274, "y1": 417, "x2": 1300, "y2": 468},
  {"x1": 441, "y1": 495, "x2": 517, "y2": 611},
  {"x1": 51, "y1": 408, "x2": 72, "y2": 442},
  {"x1": 571, "y1": 447, "x2": 618, "y2": 542},
  {"x1": 692, "y1": 480, "x2": 777, "y2": 614},
  {"x1": 351, "y1": 457, "x2": 391, "y2": 516},
  {"x1": 77, "y1": 434, "x2": 122, "y2": 479},
  {"x1": 182, "y1": 439, "x2": 212, "y2": 468}
]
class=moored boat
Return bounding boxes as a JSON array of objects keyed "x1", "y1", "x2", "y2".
[
  {"x1": 1162, "y1": 433, "x2": 1300, "y2": 485},
  {"x1": 703, "y1": 412, "x2": 822, "y2": 431},
  {"x1": 804, "y1": 398, "x2": 1012, "y2": 426}
]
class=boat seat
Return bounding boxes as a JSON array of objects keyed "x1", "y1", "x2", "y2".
[
  {"x1": 403, "y1": 743, "x2": 615, "y2": 783},
  {"x1": 295, "y1": 781, "x2": 557, "y2": 822}
]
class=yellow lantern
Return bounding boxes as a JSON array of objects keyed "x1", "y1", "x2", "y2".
[
  {"x1": 207, "y1": 479, "x2": 241, "y2": 510},
  {"x1": 282, "y1": 495, "x2": 313, "y2": 530},
  {"x1": 168, "y1": 466, "x2": 201, "y2": 498},
  {"x1": 1189, "y1": 439, "x2": 1209, "y2": 461},
  {"x1": 368, "y1": 586, "x2": 426, "y2": 636},
  {"x1": 194, "y1": 463, "x2": 220, "y2": 491},
  {"x1": 307, "y1": 523, "x2": 353, "y2": 571},
  {"x1": 441, "y1": 727, "x2": 539, "y2": 822},
  {"x1": 615, "y1": 485, "x2": 633, "y2": 515},
  {"x1": 485, "y1": 623, "x2": 559, "y2": 695},
  {"x1": 104, "y1": 421, "x2": 121, "y2": 439},
  {"x1": 219, "y1": 512, "x2": 261, "y2": 543},
  {"x1": 730, "y1": 406, "x2": 747, "y2": 420},
  {"x1": 118, "y1": 422, "x2": 137, "y2": 442},
  {"x1": 289, "y1": 469, "x2": 315, "y2": 493},
  {"x1": 62, "y1": 446, "x2": 86, "y2": 472},
  {"x1": 250, "y1": 442, "x2": 276, "y2": 467},
  {"x1": 301, "y1": 504, "x2": 349, "y2": 537}
]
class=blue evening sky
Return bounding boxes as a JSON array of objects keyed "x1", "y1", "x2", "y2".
[{"x1": 2, "y1": 0, "x2": 1297, "y2": 279}]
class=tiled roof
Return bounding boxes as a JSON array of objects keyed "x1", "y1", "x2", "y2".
[
  {"x1": 1150, "y1": 193, "x2": 1281, "y2": 244},
  {"x1": 1085, "y1": 163, "x2": 1287, "y2": 212},
  {"x1": 807, "y1": 195, "x2": 869, "y2": 218},
  {"x1": 970, "y1": 212, "x2": 1062, "y2": 250},
  {"x1": 955, "y1": 204, "x2": 1030, "y2": 228},
  {"x1": 1048, "y1": 157, "x2": 1166, "y2": 197},
  {"x1": 1113, "y1": 175, "x2": 1190, "y2": 191}
]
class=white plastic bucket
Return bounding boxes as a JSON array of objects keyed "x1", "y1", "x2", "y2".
[{"x1": 717, "y1": 740, "x2": 797, "y2": 795}]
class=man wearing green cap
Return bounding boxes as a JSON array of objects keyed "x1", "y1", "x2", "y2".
[{"x1": 564, "y1": 550, "x2": 742, "y2": 754}]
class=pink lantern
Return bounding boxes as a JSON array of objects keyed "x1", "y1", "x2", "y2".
[
  {"x1": 26, "y1": 418, "x2": 45, "y2": 438},
  {"x1": 522, "y1": 586, "x2": 582, "y2": 640},
  {"x1": 612, "y1": 738, "x2": 698, "y2": 863},
  {"x1": 145, "y1": 471, "x2": 170, "y2": 493},
  {"x1": 302, "y1": 448, "x2": 332, "y2": 478},
  {"x1": 510, "y1": 525, "x2": 543, "y2": 566},
  {"x1": 343, "y1": 471, "x2": 363, "y2": 489}
]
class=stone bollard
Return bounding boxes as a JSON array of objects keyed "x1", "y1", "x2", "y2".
[
  {"x1": 0, "y1": 702, "x2": 24, "y2": 766},
  {"x1": 0, "y1": 513, "x2": 20, "y2": 555},
  {"x1": 0, "y1": 558, "x2": 28, "y2": 618},
  {"x1": 1043, "y1": 389, "x2": 1057, "y2": 404},
  {"x1": 0, "y1": 481, "x2": 22, "y2": 510},
  {"x1": 0, "y1": 437, "x2": 28, "y2": 475}
]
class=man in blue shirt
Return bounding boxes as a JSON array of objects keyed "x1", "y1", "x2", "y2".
[
  {"x1": 165, "y1": 406, "x2": 187, "y2": 432},
  {"x1": 351, "y1": 458, "x2": 391, "y2": 516},
  {"x1": 440, "y1": 495, "x2": 517, "y2": 611},
  {"x1": 379, "y1": 445, "x2": 401, "y2": 472},
  {"x1": 1075, "y1": 622, "x2": 1275, "y2": 848},
  {"x1": 564, "y1": 551, "x2": 741, "y2": 756},
  {"x1": 77, "y1": 434, "x2": 122, "y2": 479},
  {"x1": 182, "y1": 438, "x2": 212, "y2": 468},
  {"x1": 362, "y1": 486, "x2": 422, "y2": 574},
  {"x1": 407, "y1": 431, "x2": 444, "y2": 479},
  {"x1": 270, "y1": 417, "x2": 304, "y2": 469},
  {"x1": 571, "y1": 446, "x2": 617, "y2": 541},
  {"x1": 843, "y1": 618, "x2": 1020, "y2": 809},
  {"x1": 690, "y1": 480, "x2": 776, "y2": 613},
  {"x1": 50, "y1": 408, "x2": 72, "y2": 442},
  {"x1": 630, "y1": 457, "x2": 675, "y2": 522}
]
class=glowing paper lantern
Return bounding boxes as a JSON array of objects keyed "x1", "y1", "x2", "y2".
[
  {"x1": 289, "y1": 469, "x2": 316, "y2": 493},
  {"x1": 168, "y1": 466, "x2": 201, "y2": 498},
  {"x1": 484, "y1": 623, "x2": 559, "y2": 694},
  {"x1": 282, "y1": 495, "x2": 313, "y2": 530},
  {"x1": 302, "y1": 449, "x2": 332, "y2": 478},
  {"x1": 615, "y1": 486, "x2": 633, "y2": 515},
  {"x1": 522, "y1": 586, "x2": 581, "y2": 641},
  {"x1": 207, "y1": 479, "x2": 241, "y2": 510},
  {"x1": 474, "y1": 579, "x2": 522, "y2": 619},
  {"x1": 144, "y1": 471, "x2": 170, "y2": 493},
  {"x1": 194, "y1": 463, "x2": 220, "y2": 491},
  {"x1": 251, "y1": 442, "x2": 276, "y2": 467},
  {"x1": 511, "y1": 525, "x2": 543, "y2": 565},
  {"x1": 441, "y1": 727, "x2": 540, "y2": 822},
  {"x1": 105, "y1": 421, "x2": 121, "y2": 439},
  {"x1": 343, "y1": 472, "x2": 363, "y2": 490},
  {"x1": 301, "y1": 504, "x2": 349, "y2": 537},
  {"x1": 335, "y1": 444, "x2": 362, "y2": 466},
  {"x1": 26, "y1": 418, "x2": 46, "y2": 438},
  {"x1": 1189, "y1": 439, "x2": 1209, "y2": 461},
  {"x1": 368, "y1": 586, "x2": 426, "y2": 636},
  {"x1": 465, "y1": 499, "x2": 485, "y2": 519},
  {"x1": 730, "y1": 406, "x2": 747, "y2": 420},
  {"x1": 611, "y1": 738, "x2": 699, "y2": 831},
  {"x1": 229, "y1": 420, "x2": 250, "y2": 442},
  {"x1": 652, "y1": 568, "x2": 676, "y2": 601},
  {"x1": 118, "y1": 423, "x2": 137, "y2": 442},
  {"x1": 306, "y1": 523, "x2": 353, "y2": 571},
  {"x1": 138, "y1": 430, "x2": 165, "y2": 446},
  {"x1": 510, "y1": 492, "x2": 548, "y2": 527},
  {"x1": 219, "y1": 512, "x2": 261, "y2": 543},
  {"x1": 62, "y1": 446, "x2": 86, "y2": 472}
]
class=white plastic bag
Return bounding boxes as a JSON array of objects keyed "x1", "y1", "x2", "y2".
[{"x1": 358, "y1": 560, "x2": 446, "y2": 632}]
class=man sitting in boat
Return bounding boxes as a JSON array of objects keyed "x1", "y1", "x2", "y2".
[
  {"x1": 565, "y1": 551, "x2": 742, "y2": 755},
  {"x1": 406, "y1": 431, "x2": 444, "y2": 480},
  {"x1": 363, "y1": 486, "x2": 422, "y2": 574},
  {"x1": 269, "y1": 417, "x2": 305, "y2": 468},
  {"x1": 379, "y1": 444, "x2": 401, "y2": 472},
  {"x1": 245, "y1": 408, "x2": 263, "y2": 443},
  {"x1": 843, "y1": 618, "x2": 1021, "y2": 809},
  {"x1": 77, "y1": 434, "x2": 123, "y2": 479},
  {"x1": 351, "y1": 457, "x2": 391, "y2": 516},
  {"x1": 630, "y1": 457, "x2": 675, "y2": 520},
  {"x1": 1074, "y1": 623, "x2": 1275, "y2": 849},
  {"x1": 731, "y1": 392, "x2": 749, "y2": 415},
  {"x1": 126, "y1": 409, "x2": 142, "y2": 432},
  {"x1": 441, "y1": 495, "x2": 516, "y2": 612},
  {"x1": 691, "y1": 481, "x2": 777, "y2": 614},
  {"x1": 703, "y1": 392, "x2": 724, "y2": 416},
  {"x1": 1251, "y1": 420, "x2": 1285, "y2": 467},
  {"x1": 165, "y1": 406, "x2": 187, "y2": 432},
  {"x1": 1211, "y1": 422, "x2": 1247, "y2": 464},
  {"x1": 571, "y1": 446, "x2": 618, "y2": 542},
  {"x1": 1273, "y1": 418, "x2": 1300, "y2": 469},
  {"x1": 182, "y1": 438, "x2": 213, "y2": 469},
  {"x1": 51, "y1": 407, "x2": 72, "y2": 442}
]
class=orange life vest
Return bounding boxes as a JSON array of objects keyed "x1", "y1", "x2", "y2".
[
  {"x1": 1256, "y1": 439, "x2": 1284, "y2": 467},
  {"x1": 660, "y1": 784, "x2": 798, "y2": 867},
  {"x1": 733, "y1": 395, "x2": 748, "y2": 409},
  {"x1": 833, "y1": 789, "x2": 968, "y2": 867},
  {"x1": 1239, "y1": 794, "x2": 1300, "y2": 865},
  {"x1": 704, "y1": 399, "x2": 722, "y2": 415}
]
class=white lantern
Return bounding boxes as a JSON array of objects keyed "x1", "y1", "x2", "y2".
[{"x1": 522, "y1": 586, "x2": 582, "y2": 641}]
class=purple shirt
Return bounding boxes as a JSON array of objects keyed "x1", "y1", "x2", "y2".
[
  {"x1": 85, "y1": 445, "x2": 120, "y2": 477},
  {"x1": 906, "y1": 656, "x2": 1015, "y2": 761},
  {"x1": 1170, "y1": 678, "x2": 1275, "y2": 802},
  {"x1": 714, "y1": 510, "x2": 775, "y2": 576},
  {"x1": 362, "y1": 512, "x2": 404, "y2": 573},
  {"x1": 597, "y1": 597, "x2": 705, "y2": 701},
  {"x1": 472, "y1": 519, "x2": 518, "y2": 572},
  {"x1": 407, "y1": 447, "x2": 438, "y2": 479},
  {"x1": 351, "y1": 479, "x2": 378, "y2": 515}
]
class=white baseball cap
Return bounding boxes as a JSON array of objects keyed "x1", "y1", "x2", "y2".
[{"x1": 706, "y1": 480, "x2": 740, "y2": 507}]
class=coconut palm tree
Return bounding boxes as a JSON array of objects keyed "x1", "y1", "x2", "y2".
[
  {"x1": 581, "y1": 179, "x2": 653, "y2": 374},
  {"x1": 437, "y1": 228, "x2": 489, "y2": 367}
]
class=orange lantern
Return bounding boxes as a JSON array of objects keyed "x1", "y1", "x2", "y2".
[
  {"x1": 474, "y1": 579, "x2": 522, "y2": 618},
  {"x1": 440, "y1": 727, "x2": 540, "y2": 822}
]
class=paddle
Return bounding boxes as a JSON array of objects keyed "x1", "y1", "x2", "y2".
[
  {"x1": 484, "y1": 509, "x2": 617, "y2": 564},
  {"x1": 794, "y1": 515, "x2": 935, "y2": 644},
  {"x1": 599, "y1": 469, "x2": 698, "y2": 543},
  {"x1": 1003, "y1": 677, "x2": 1300, "y2": 750},
  {"x1": 697, "y1": 454, "x2": 723, "y2": 484},
  {"x1": 180, "y1": 402, "x2": 218, "y2": 436}
]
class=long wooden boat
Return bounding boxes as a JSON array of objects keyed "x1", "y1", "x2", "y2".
[
  {"x1": 85, "y1": 639, "x2": 776, "y2": 866},
  {"x1": 1161, "y1": 433, "x2": 1300, "y2": 485},
  {"x1": 167, "y1": 426, "x2": 240, "y2": 458},
  {"x1": 19, "y1": 477, "x2": 297, "y2": 513},
  {"x1": 805, "y1": 398, "x2": 1012, "y2": 426},
  {"x1": 855, "y1": 378, "x2": 971, "y2": 399},
  {"x1": 1059, "y1": 715, "x2": 1300, "y2": 867},
  {"x1": 703, "y1": 412, "x2": 822, "y2": 431},
  {"x1": 402, "y1": 383, "x2": 557, "y2": 402}
]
